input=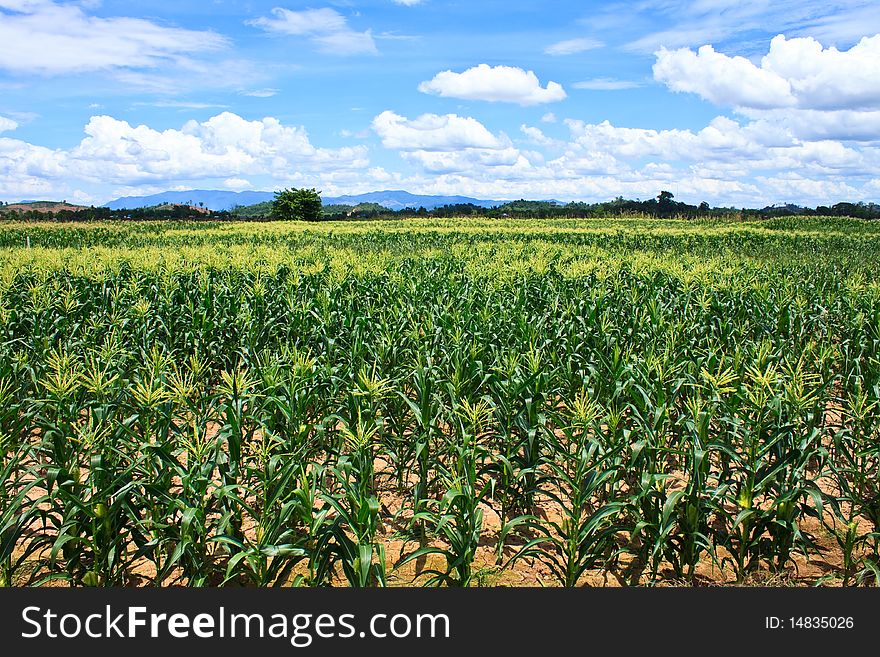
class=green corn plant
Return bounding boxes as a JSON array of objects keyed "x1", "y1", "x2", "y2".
[
  {"x1": 668, "y1": 394, "x2": 725, "y2": 582},
  {"x1": 825, "y1": 384, "x2": 880, "y2": 585},
  {"x1": 45, "y1": 421, "x2": 144, "y2": 586},
  {"x1": 214, "y1": 433, "x2": 311, "y2": 587},
  {"x1": 314, "y1": 413, "x2": 386, "y2": 587},
  {"x1": 399, "y1": 359, "x2": 443, "y2": 523},
  {"x1": 34, "y1": 348, "x2": 83, "y2": 474},
  {"x1": 398, "y1": 399, "x2": 493, "y2": 587},
  {"x1": 715, "y1": 358, "x2": 824, "y2": 579},
  {"x1": 0, "y1": 216, "x2": 879, "y2": 589},
  {"x1": 215, "y1": 365, "x2": 261, "y2": 542},
  {"x1": 501, "y1": 392, "x2": 626, "y2": 586},
  {"x1": 142, "y1": 420, "x2": 222, "y2": 586},
  {"x1": 0, "y1": 438, "x2": 51, "y2": 587}
]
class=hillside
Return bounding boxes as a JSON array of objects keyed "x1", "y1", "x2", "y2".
[{"x1": 1, "y1": 201, "x2": 89, "y2": 214}]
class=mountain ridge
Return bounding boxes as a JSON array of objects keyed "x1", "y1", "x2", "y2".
[{"x1": 103, "y1": 189, "x2": 504, "y2": 211}]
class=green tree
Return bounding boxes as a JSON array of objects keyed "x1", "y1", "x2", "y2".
[
  {"x1": 657, "y1": 190, "x2": 674, "y2": 206},
  {"x1": 271, "y1": 187, "x2": 323, "y2": 222}
]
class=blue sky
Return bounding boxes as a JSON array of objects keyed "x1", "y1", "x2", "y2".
[{"x1": 1, "y1": 0, "x2": 879, "y2": 206}]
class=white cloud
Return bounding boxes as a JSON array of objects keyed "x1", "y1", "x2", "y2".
[
  {"x1": 0, "y1": 0, "x2": 226, "y2": 75},
  {"x1": 400, "y1": 148, "x2": 527, "y2": 175},
  {"x1": 572, "y1": 78, "x2": 641, "y2": 90},
  {"x1": 142, "y1": 100, "x2": 229, "y2": 110},
  {"x1": 248, "y1": 7, "x2": 377, "y2": 55},
  {"x1": 418, "y1": 64, "x2": 566, "y2": 105},
  {"x1": 224, "y1": 177, "x2": 252, "y2": 191},
  {"x1": 339, "y1": 128, "x2": 370, "y2": 139},
  {"x1": 544, "y1": 37, "x2": 603, "y2": 56},
  {"x1": 653, "y1": 33, "x2": 880, "y2": 146},
  {"x1": 761, "y1": 34, "x2": 880, "y2": 111},
  {"x1": 0, "y1": 1, "x2": 47, "y2": 11},
  {"x1": 0, "y1": 116, "x2": 18, "y2": 133},
  {"x1": 520, "y1": 124, "x2": 563, "y2": 148},
  {"x1": 371, "y1": 110, "x2": 528, "y2": 175},
  {"x1": 365, "y1": 104, "x2": 880, "y2": 206},
  {"x1": 371, "y1": 110, "x2": 510, "y2": 151},
  {"x1": 739, "y1": 108, "x2": 880, "y2": 142},
  {"x1": 106, "y1": 58, "x2": 263, "y2": 95},
  {"x1": 4, "y1": 102, "x2": 878, "y2": 207},
  {"x1": 249, "y1": 7, "x2": 347, "y2": 35},
  {"x1": 558, "y1": 115, "x2": 870, "y2": 174},
  {"x1": 654, "y1": 34, "x2": 880, "y2": 111},
  {"x1": 653, "y1": 44, "x2": 795, "y2": 109},
  {"x1": 243, "y1": 88, "x2": 279, "y2": 98},
  {"x1": 392, "y1": 0, "x2": 424, "y2": 5},
  {"x1": 0, "y1": 111, "x2": 369, "y2": 201},
  {"x1": 540, "y1": 112, "x2": 557, "y2": 123}
]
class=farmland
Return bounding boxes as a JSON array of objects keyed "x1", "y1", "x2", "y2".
[{"x1": 0, "y1": 216, "x2": 878, "y2": 587}]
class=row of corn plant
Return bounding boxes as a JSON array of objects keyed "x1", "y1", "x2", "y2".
[{"x1": 0, "y1": 217, "x2": 877, "y2": 586}]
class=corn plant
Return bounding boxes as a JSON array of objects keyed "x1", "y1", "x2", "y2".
[
  {"x1": 399, "y1": 400, "x2": 494, "y2": 587},
  {"x1": 501, "y1": 393, "x2": 626, "y2": 586}
]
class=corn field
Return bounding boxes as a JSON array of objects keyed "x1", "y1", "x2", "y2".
[{"x1": 0, "y1": 216, "x2": 878, "y2": 587}]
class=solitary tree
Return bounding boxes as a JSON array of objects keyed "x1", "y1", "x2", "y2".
[
  {"x1": 272, "y1": 187, "x2": 323, "y2": 222},
  {"x1": 657, "y1": 190, "x2": 674, "y2": 206}
]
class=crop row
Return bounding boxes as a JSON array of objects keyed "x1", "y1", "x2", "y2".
[{"x1": 0, "y1": 220, "x2": 878, "y2": 586}]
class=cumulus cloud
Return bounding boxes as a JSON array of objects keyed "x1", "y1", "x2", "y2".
[
  {"x1": 654, "y1": 34, "x2": 880, "y2": 111},
  {"x1": 558, "y1": 115, "x2": 870, "y2": 174},
  {"x1": 418, "y1": 64, "x2": 566, "y2": 105},
  {"x1": 3, "y1": 104, "x2": 879, "y2": 208},
  {"x1": 0, "y1": 116, "x2": 18, "y2": 133},
  {"x1": 0, "y1": 111, "x2": 369, "y2": 201},
  {"x1": 761, "y1": 34, "x2": 880, "y2": 110},
  {"x1": 653, "y1": 44, "x2": 795, "y2": 109},
  {"x1": 0, "y1": 0, "x2": 226, "y2": 75},
  {"x1": 653, "y1": 33, "x2": 880, "y2": 147},
  {"x1": 248, "y1": 7, "x2": 377, "y2": 55},
  {"x1": 399, "y1": 148, "x2": 527, "y2": 175},
  {"x1": 544, "y1": 37, "x2": 603, "y2": 56},
  {"x1": 739, "y1": 108, "x2": 880, "y2": 142},
  {"x1": 224, "y1": 178, "x2": 252, "y2": 190},
  {"x1": 371, "y1": 110, "x2": 510, "y2": 151},
  {"x1": 520, "y1": 125, "x2": 564, "y2": 148},
  {"x1": 364, "y1": 103, "x2": 879, "y2": 206},
  {"x1": 370, "y1": 110, "x2": 528, "y2": 175}
]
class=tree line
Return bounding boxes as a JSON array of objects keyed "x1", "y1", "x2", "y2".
[{"x1": 2, "y1": 188, "x2": 879, "y2": 222}]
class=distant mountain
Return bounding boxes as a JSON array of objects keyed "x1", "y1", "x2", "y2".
[
  {"x1": 104, "y1": 189, "x2": 503, "y2": 212},
  {"x1": 322, "y1": 190, "x2": 500, "y2": 210},
  {"x1": 104, "y1": 190, "x2": 274, "y2": 211}
]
